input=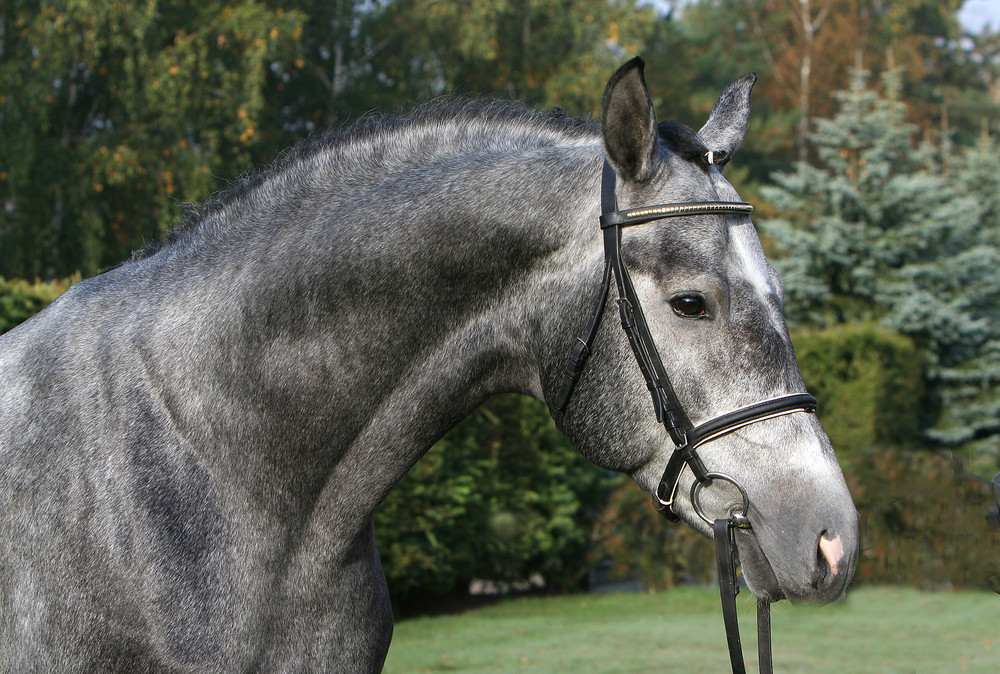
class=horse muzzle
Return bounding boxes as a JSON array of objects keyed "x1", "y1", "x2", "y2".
[{"x1": 735, "y1": 509, "x2": 859, "y2": 605}]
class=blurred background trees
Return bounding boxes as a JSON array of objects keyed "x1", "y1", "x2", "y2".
[
  {"x1": 0, "y1": 1, "x2": 304, "y2": 276},
  {"x1": 2, "y1": 0, "x2": 998, "y2": 600}
]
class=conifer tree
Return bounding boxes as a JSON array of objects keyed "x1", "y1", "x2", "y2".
[{"x1": 761, "y1": 69, "x2": 1000, "y2": 460}]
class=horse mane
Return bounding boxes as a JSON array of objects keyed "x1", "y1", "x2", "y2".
[
  {"x1": 127, "y1": 100, "x2": 702, "y2": 264},
  {"x1": 125, "y1": 99, "x2": 599, "y2": 264}
]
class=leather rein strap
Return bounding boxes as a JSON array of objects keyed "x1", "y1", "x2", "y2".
[
  {"x1": 715, "y1": 518, "x2": 772, "y2": 674},
  {"x1": 555, "y1": 159, "x2": 819, "y2": 673}
]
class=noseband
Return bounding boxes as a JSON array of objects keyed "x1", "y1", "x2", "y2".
[{"x1": 556, "y1": 158, "x2": 818, "y2": 673}]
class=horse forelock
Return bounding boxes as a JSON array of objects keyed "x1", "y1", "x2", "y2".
[
  {"x1": 657, "y1": 120, "x2": 712, "y2": 171},
  {"x1": 126, "y1": 99, "x2": 601, "y2": 264}
]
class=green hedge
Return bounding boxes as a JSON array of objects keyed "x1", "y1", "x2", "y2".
[
  {"x1": 0, "y1": 275, "x2": 79, "y2": 334},
  {"x1": 375, "y1": 395, "x2": 613, "y2": 606},
  {"x1": 792, "y1": 323, "x2": 926, "y2": 456}
]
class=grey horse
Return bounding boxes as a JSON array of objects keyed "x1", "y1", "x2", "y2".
[{"x1": 0, "y1": 59, "x2": 858, "y2": 671}]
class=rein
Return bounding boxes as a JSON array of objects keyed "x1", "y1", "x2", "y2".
[{"x1": 556, "y1": 158, "x2": 819, "y2": 673}]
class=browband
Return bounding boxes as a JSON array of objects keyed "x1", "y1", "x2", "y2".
[{"x1": 601, "y1": 200, "x2": 753, "y2": 229}]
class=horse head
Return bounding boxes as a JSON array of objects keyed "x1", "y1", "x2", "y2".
[{"x1": 546, "y1": 59, "x2": 858, "y2": 605}]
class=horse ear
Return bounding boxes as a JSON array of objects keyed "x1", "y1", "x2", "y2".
[
  {"x1": 697, "y1": 73, "x2": 757, "y2": 168},
  {"x1": 601, "y1": 57, "x2": 660, "y2": 183}
]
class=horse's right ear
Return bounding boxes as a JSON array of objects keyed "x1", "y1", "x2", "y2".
[
  {"x1": 601, "y1": 58, "x2": 660, "y2": 183},
  {"x1": 697, "y1": 73, "x2": 756, "y2": 168}
]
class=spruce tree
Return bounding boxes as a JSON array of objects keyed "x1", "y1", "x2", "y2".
[{"x1": 761, "y1": 69, "x2": 1000, "y2": 462}]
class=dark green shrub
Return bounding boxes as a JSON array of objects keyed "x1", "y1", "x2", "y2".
[
  {"x1": 588, "y1": 478, "x2": 715, "y2": 591},
  {"x1": 793, "y1": 323, "x2": 925, "y2": 457},
  {"x1": 375, "y1": 394, "x2": 613, "y2": 603},
  {"x1": 794, "y1": 324, "x2": 996, "y2": 590},
  {"x1": 0, "y1": 275, "x2": 79, "y2": 334},
  {"x1": 846, "y1": 448, "x2": 998, "y2": 591}
]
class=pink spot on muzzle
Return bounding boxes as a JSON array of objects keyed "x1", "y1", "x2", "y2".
[{"x1": 819, "y1": 533, "x2": 845, "y2": 576}]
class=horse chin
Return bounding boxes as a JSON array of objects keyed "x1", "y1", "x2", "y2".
[{"x1": 732, "y1": 527, "x2": 786, "y2": 602}]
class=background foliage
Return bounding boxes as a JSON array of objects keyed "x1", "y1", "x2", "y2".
[
  {"x1": 761, "y1": 68, "x2": 1000, "y2": 462},
  {"x1": 375, "y1": 395, "x2": 612, "y2": 605},
  {"x1": 2, "y1": 0, "x2": 999, "y2": 602},
  {"x1": 0, "y1": 0, "x2": 304, "y2": 277},
  {"x1": 0, "y1": 274, "x2": 78, "y2": 333}
]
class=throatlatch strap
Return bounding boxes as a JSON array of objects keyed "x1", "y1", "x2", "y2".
[
  {"x1": 553, "y1": 161, "x2": 621, "y2": 418},
  {"x1": 553, "y1": 260, "x2": 612, "y2": 416}
]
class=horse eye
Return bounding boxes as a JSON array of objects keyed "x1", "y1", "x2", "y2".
[{"x1": 671, "y1": 294, "x2": 707, "y2": 318}]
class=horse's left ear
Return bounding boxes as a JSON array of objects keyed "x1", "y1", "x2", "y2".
[
  {"x1": 697, "y1": 73, "x2": 757, "y2": 169},
  {"x1": 601, "y1": 57, "x2": 660, "y2": 183}
]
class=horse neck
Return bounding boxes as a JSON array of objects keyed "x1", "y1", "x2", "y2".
[{"x1": 138, "y1": 140, "x2": 603, "y2": 527}]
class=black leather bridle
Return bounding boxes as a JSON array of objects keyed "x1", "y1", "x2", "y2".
[{"x1": 555, "y1": 158, "x2": 819, "y2": 673}]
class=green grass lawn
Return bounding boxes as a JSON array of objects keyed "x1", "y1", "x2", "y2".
[{"x1": 383, "y1": 587, "x2": 998, "y2": 673}]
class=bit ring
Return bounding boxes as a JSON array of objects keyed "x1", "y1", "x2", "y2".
[{"x1": 691, "y1": 472, "x2": 751, "y2": 526}]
